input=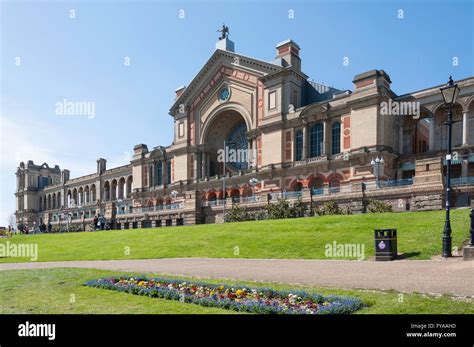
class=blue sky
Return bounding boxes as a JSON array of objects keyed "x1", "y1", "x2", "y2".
[{"x1": 0, "y1": 0, "x2": 473, "y2": 225}]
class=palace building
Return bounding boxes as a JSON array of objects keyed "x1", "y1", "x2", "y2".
[{"x1": 15, "y1": 35, "x2": 474, "y2": 230}]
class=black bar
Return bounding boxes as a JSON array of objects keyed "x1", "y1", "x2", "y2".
[{"x1": 0, "y1": 314, "x2": 471, "y2": 346}]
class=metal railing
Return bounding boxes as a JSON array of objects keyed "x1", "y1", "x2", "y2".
[
  {"x1": 364, "y1": 178, "x2": 414, "y2": 191},
  {"x1": 129, "y1": 202, "x2": 184, "y2": 214},
  {"x1": 270, "y1": 191, "x2": 303, "y2": 200},
  {"x1": 451, "y1": 176, "x2": 474, "y2": 186}
]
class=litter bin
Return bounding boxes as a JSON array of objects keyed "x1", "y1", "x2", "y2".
[{"x1": 374, "y1": 229, "x2": 397, "y2": 261}]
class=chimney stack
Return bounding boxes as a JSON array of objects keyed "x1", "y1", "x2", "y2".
[
  {"x1": 275, "y1": 39, "x2": 301, "y2": 70},
  {"x1": 96, "y1": 158, "x2": 107, "y2": 175}
]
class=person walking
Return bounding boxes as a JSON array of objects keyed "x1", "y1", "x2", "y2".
[
  {"x1": 93, "y1": 215, "x2": 98, "y2": 231},
  {"x1": 99, "y1": 214, "x2": 106, "y2": 231}
]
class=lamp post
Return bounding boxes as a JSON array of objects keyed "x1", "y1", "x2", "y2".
[
  {"x1": 249, "y1": 177, "x2": 259, "y2": 202},
  {"x1": 222, "y1": 139, "x2": 236, "y2": 223},
  {"x1": 223, "y1": 140, "x2": 227, "y2": 223},
  {"x1": 371, "y1": 156, "x2": 384, "y2": 189},
  {"x1": 171, "y1": 190, "x2": 178, "y2": 207},
  {"x1": 440, "y1": 76, "x2": 461, "y2": 258}
]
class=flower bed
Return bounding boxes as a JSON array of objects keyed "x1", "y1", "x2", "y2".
[{"x1": 84, "y1": 276, "x2": 364, "y2": 314}]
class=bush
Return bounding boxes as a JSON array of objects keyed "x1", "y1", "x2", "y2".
[
  {"x1": 226, "y1": 197, "x2": 309, "y2": 222},
  {"x1": 226, "y1": 204, "x2": 251, "y2": 222},
  {"x1": 292, "y1": 197, "x2": 308, "y2": 217},
  {"x1": 368, "y1": 200, "x2": 393, "y2": 213},
  {"x1": 314, "y1": 200, "x2": 344, "y2": 216},
  {"x1": 249, "y1": 209, "x2": 268, "y2": 221},
  {"x1": 266, "y1": 199, "x2": 293, "y2": 219}
]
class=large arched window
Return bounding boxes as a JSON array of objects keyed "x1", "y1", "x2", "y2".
[
  {"x1": 332, "y1": 122, "x2": 341, "y2": 155},
  {"x1": 156, "y1": 161, "x2": 163, "y2": 186},
  {"x1": 310, "y1": 123, "x2": 324, "y2": 157},
  {"x1": 226, "y1": 122, "x2": 248, "y2": 170},
  {"x1": 295, "y1": 130, "x2": 303, "y2": 161}
]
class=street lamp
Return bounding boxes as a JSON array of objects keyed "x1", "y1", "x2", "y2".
[
  {"x1": 222, "y1": 139, "x2": 236, "y2": 223},
  {"x1": 371, "y1": 156, "x2": 384, "y2": 189},
  {"x1": 439, "y1": 76, "x2": 461, "y2": 258},
  {"x1": 249, "y1": 178, "x2": 259, "y2": 202}
]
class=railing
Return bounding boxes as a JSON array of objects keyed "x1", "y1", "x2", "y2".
[
  {"x1": 364, "y1": 178, "x2": 414, "y2": 191},
  {"x1": 270, "y1": 191, "x2": 303, "y2": 200},
  {"x1": 294, "y1": 155, "x2": 327, "y2": 167},
  {"x1": 451, "y1": 176, "x2": 474, "y2": 186},
  {"x1": 311, "y1": 188, "x2": 324, "y2": 196},
  {"x1": 128, "y1": 202, "x2": 184, "y2": 214},
  {"x1": 240, "y1": 196, "x2": 260, "y2": 204}
]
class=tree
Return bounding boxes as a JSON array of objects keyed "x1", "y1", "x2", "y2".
[{"x1": 7, "y1": 213, "x2": 16, "y2": 230}]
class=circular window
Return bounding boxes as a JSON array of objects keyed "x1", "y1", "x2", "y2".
[{"x1": 218, "y1": 86, "x2": 230, "y2": 102}]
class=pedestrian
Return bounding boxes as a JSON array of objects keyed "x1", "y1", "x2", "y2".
[
  {"x1": 47, "y1": 222, "x2": 52, "y2": 233},
  {"x1": 93, "y1": 215, "x2": 98, "y2": 231},
  {"x1": 99, "y1": 215, "x2": 106, "y2": 230}
]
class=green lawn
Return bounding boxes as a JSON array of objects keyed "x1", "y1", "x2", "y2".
[
  {"x1": 0, "y1": 268, "x2": 472, "y2": 314},
  {"x1": 0, "y1": 209, "x2": 470, "y2": 262}
]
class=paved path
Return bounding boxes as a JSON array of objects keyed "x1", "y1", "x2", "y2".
[{"x1": 1, "y1": 258, "x2": 473, "y2": 297}]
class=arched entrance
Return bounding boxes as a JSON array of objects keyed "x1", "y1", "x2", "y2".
[{"x1": 202, "y1": 110, "x2": 249, "y2": 177}]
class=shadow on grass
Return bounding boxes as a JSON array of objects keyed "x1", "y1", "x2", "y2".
[{"x1": 397, "y1": 252, "x2": 421, "y2": 260}]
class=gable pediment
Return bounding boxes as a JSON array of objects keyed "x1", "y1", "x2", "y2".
[{"x1": 169, "y1": 50, "x2": 282, "y2": 116}]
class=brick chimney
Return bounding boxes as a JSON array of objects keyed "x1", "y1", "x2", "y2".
[
  {"x1": 275, "y1": 39, "x2": 301, "y2": 70},
  {"x1": 353, "y1": 69, "x2": 392, "y2": 90}
]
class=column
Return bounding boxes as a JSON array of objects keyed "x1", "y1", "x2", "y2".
[
  {"x1": 324, "y1": 120, "x2": 331, "y2": 156},
  {"x1": 196, "y1": 152, "x2": 203, "y2": 180},
  {"x1": 462, "y1": 111, "x2": 469, "y2": 146},
  {"x1": 302, "y1": 125, "x2": 308, "y2": 159},
  {"x1": 201, "y1": 152, "x2": 206, "y2": 179},
  {"x1": 461, "y1": 158, "x2": 468, "y2": 180},
  {"x1": 398, "y1": 125, "x2": 404, "y2": 154},
  {"x1": 252, "y1": 137, "x2": 257, "y2": 169},
  {"x1": 429, "y1": 118, "x2": 435, "y2": 151}
]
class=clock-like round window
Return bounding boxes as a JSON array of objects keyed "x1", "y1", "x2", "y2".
[{"x1": 218, "y1": 87, "x2": 230, "y2": 102}]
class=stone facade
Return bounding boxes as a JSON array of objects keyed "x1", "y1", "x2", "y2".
[{"x1": 14, "y1": 37, "x2": 474, "y2": 230}]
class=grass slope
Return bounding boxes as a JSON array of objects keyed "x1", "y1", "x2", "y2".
[
  {"x1": 0, "y1": 209, "x2": 470, "y2": 263},
  {"x1": 0, "y1": 268, "x2": 472, "y2": 314}
]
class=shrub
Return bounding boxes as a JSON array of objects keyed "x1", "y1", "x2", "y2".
[
  {"x1": 292, "y1": 197, "x2": 308, "y2": 217},
  {"x1": 226, "y1": 204, "x2": 251, "y2": 222},
  {"x1": 368, "y1": 200, "x2": 393, "y2": 213},
  {"x1": 315, "y1": 200, "x2": 344, "y2": 216},
  {"x1": 266, "y1": 199, "x2": 293, "y2": 219}
]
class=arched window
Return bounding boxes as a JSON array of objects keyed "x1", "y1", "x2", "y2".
[
  {"x1": 310, "y1": 123, "x2": 324, "y2": 157},
  {"x1": 329, "y1": 178, "x2": 340, "y2": 193},
  {"x1": 156, "y1": 161, "x2": 163, "y2": 186},
  {"x1": 332, "y1": 122, "x2": 341, "y2": 155},
  {"x1": 295, "y1": 130, "x2": 303, "y2": 161}
]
